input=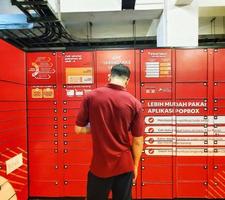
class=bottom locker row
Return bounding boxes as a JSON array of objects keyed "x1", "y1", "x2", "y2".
[{"x1": 28, "y1": 146, "x2": 225, "y2": 199}]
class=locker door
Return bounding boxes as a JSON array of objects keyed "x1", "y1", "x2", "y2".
[
  {"x1": 61, "y1": 51, "x2": 95, "y2": 197},
  {"x1": 208, "y1": 48, "x2": 225, "y2": 199},
  {"x1": 96, "y1": 50, "x2": 136, "y2": 95},
  {"x1": 27, "y1": 53, "x2": 60, "y2": 197},
  {"x1": 175, "y1": 49, "x2": 209, "y2": 198},
  {"x1": 140, "y1": 49, "x2": 173, "y2": 199},
  {"x1": 27, "y1": 52, "x2": 57, "y2": 85}
]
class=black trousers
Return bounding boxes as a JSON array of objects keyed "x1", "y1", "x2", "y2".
[{"x1": 87, "y1": 171, "x2": 133, "y2": 200}]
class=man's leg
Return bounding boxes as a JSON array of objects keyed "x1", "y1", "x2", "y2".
[
  {"x1": 87, "y1": 171, "x2": 113, "y2": 200},
  {"x1": 111, "y1": 172, "x2": 133, "y2": 200}
]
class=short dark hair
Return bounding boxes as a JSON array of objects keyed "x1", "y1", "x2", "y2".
[{"x1": 111, "y1": 64, "x2": 130, "y2": 79}]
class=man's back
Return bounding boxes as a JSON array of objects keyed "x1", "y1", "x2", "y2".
[{"x1": 76, "y1": 83, "x2": 143, "y2": 177}]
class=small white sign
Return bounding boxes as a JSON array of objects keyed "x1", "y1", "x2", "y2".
[{"x1": 6, "y1": 153, "x2": 23, "y2": 175}]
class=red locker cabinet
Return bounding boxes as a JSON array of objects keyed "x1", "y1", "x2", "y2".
[
  {"x1": 140, "y1": 49, "x2": 173, "y2": 199},
  {"x1": 0, "y1": 39, "x2": 28, "y2": 200},
  {"x1": 208, "y1": 48, "x2": 225, "y2": 199},
  {"x1": 62, "y1": 52, "x2": 95, "y2": 196},
  {"x1": 175, "y1": 49, "x2": 209, "y2": 198},
  {"x1": 27, "y1": 52, "x2": 60, "y2": 197}
]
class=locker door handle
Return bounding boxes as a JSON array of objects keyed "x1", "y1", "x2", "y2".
[
  {"x1": 214, "y1": 82, "x2": 218, "y2": 86},
  {"x1": 214, "y1": 182, "x2": 218, "y2": 186},
  {"x1": 64, "y1": 149, "x2": 68, "y2": 153},
  {"x1": 204, "y1": 149, "x2": 208, "y2": 153},
  {"x1": 54, "y1": 141, "x2": 58, "y2": 145},
  {"x1": 53, "y1": 101, "x2": 57, "y2": 105},
  {"x1": 203, "y1": 182, "x2": 208, "y2": 186},
  {"x1": 204, "y1": 140, "x2": 208, "y2": 144},
  {"x1": 54, "y1": 109, "x2": 57, "y2": 113},
  {"x1": 64, "y1": 125, "x2": 67, "y2": 129},
  {"x1": 203, "y1": 82, "x2": 207, "y2": 86},
  {"x1": 54, "y1": 125, "x2": 58, "y2": 129},
  {"x1": 63, "y1": 109, "x2": 67, "y2": 113},
  {"x1": 203, "y1": 165, "x2": 208, "y2": 169},
  {"x1": 214, "y1": 149, "x2": 218, "y2": 153},
  {"x1": 214, "y1": 99, "x2": 218, "y2": 103},
  {"x1": 54, "y1": 117, "x2": 58, "y2": 121},
  {"x1": 142, "y1": 183, "x2": 145, "y2": 186},
  {"x1": 142, "y1": 166, "x2": 145, "y2": 170},
  {"x1": 54, "y1": 133, "x2": 58, "y2": 137},
  {"x1": 141, "y1": 158, "x2": 145, "y2": 161},
  {"x1": 214, "y1": 116, "x2": 218, "y2": 119},
  {"x1": 54, "y1": 149, "x2": 58, "y2": 153},
  {"x1": 64, "y1": 133, "x2": 68, "y2": 137},
  {"x1": 132, "y1": 183, "x2": 136, "y2": 186},
  {"x1": 214, "y1": 108, "x2": 218, "y2": 111},
  {"x1": 214, "y1": 165, "x2": 218, "y2": 169},
  {"x1": 55, "y1": 181, "x2": 58, "y2": 185},
  {"x1": 63, "y1": 117, "x2": 67, "y2": 121},
  {"x1": 214, "y1": 140, "x2": 218, "y2": 144},
  {"x1": 64, "y1": 181, "x2": 68, "y2": 185},
  {"x1": 64, "y1": 165, "x2": 68, "y2": 169},
  {"x1": 64, "y1": 141, "x2": 68, "y2": 145},
  {"x1": 55, "y1": 165, "x2": 58, "y2": 169},
  {"x1": 63, "y1": 101, "x2": 67, "y2": 105}
]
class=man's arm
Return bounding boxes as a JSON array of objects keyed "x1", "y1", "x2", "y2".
[
  {"x1": 132, "y1": 136, "x2": 143, "y2": 183},
  {"x1": 74, "y1": 125, "x2": 91, "y2": 134}
]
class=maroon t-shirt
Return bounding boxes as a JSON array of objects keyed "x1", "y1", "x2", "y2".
[{"x1": 76, "y1": 83, "x2": 144, "y2": 178}]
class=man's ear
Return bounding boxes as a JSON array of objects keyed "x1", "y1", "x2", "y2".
[
  {"x1": 125, "y1": 78, "x2": 130, "y2": 86},
  {"x1": 108, "y1": 74, "x2": 111, "y2": 82}
]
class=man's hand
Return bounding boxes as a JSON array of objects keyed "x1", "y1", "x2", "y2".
[
  {"x1": 75, "y1": 125, "x2": 91, "y2": 134},
  {"x1": 132, "y1": 136, "x2": 143, "y2": 183}
]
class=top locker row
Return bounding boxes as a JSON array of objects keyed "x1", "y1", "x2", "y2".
[{"x1": 26, "y1": 48, "x2": 225, "y2": 85}]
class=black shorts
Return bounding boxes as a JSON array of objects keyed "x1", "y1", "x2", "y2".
[{"x1": 87, "y1": 171, "x2": 133, "y2": 200}]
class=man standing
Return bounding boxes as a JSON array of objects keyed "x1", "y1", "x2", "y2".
[{"x1": 75, "y1": 64, "x2": 144, "y2": 200}]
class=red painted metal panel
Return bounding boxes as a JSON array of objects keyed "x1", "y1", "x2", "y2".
[
  {"x1": 141, "y1": 165, "x2": 172, "y2": 182},
  {"x1": 30, "y1": 164, "x2": 59, "y2": 180},
  {"x1": 28, "y1": 125, "x2": 58, "y2": 133},
  {"x1": 29, "y1": 132, "x2": 58, "y2": 141},
  {"x1": 63, "y1": 164, "x2": 89, "y2": 179},
  {"x1": 28, "y1": 117, "x2": 58, "y2": 125},
  {"x1": 140, "y1": 49, "x2": 172, "y2": 82},
  {"x1": 141, "y1": 83, "x2": 172, "y2": 99},
  {"x1": 96, "y1": 50, "x2": 136, "y2": 95},
  {"x1": 0, "y1": 40, "x2": 25, "y2": 84},
  {"x1": 29, "y1": 181, "x2": 60, "y2": 197},
  {"x1": 214, "y1": 49, "x2": 225, "y2": 82},
  {"x1": 0, "y1": 81, "x2": 26, "y2": 101},
  {"x1": 141, "y1": 183, "x2": 173, "y2": 199},
  {"x1": 28, "y1": 108, "x2": 57, "y2": 117},
  {"x1": 176, "y1": 49, "x2": 208, "y2": 82},
  {"x1": 177, "y1": 182, "x2": 208, "y2": 198},
  {"x1": 214, "y1": 83, "x2": 225, "y2": 99},
  {"x1": 27, "y1": 52, "x2": 57, "y2": 85},
  {"x1": 29, "y1": 149, "x2": 58, "y2": 164},
  {"x1": 63, "y1": 180, "x2": 86, "y2": 196},
  {"x1": 63, "y1": 149, "x2": 92, "y2": 164},
  {"x1": 176, "y1": 83, "x2": 207, "y2": 99}
]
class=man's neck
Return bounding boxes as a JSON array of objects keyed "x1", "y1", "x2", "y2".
[{"x1": 110, "y1": 80, "x2": 125, "y2": 88}]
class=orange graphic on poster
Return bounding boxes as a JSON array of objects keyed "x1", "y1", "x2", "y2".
[
  {"x1": 43, "y1": 88, "x2": 54, "y2": 98},
  {"x1": 31, "y1": 88, "x2": 42, "y2": 98},
  {"x1": 65, "y1": 67, "x2": 93, "y2": 84}
]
